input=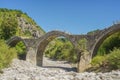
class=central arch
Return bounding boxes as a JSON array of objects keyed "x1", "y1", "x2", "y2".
[
  {"x1": 36, "y1": 31, "x2": 75, "y2": 66},
  {"x1": 91, "y1": 24, "x2": 120, "y2": 58}
]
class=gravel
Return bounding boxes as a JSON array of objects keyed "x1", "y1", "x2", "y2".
[{"x1": 0, "y1": 58, "x2": 120, "y2": 80}]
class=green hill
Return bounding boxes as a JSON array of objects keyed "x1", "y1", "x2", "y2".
[
  {"x1": 0, "y1": 8, "x2": 45, "y2": 69},
  {"x1": 0, "y1": 8, "x2": 45, "y2": 40}
]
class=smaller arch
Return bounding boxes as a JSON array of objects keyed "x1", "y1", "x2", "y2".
[
  {"x1": 7, "y1": 36, "x2": 27, "y2": 47},
  {"x1": 7, "y1": 36, "x2": 28, "y2": 60},
  {"x1": 91, "y1": 23, "x2": 120, "y2": 58}
]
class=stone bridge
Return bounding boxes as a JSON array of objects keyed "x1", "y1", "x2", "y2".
[{"x1": 7, "y1": 23, "x2": 120, "y2": 72}]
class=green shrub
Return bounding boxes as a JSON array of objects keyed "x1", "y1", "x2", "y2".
[
  {"x1": 91, "y1": 55, "x2": 105, "y2": 67},
  {"x1": 0, "y1": 17, "x2": 18, "y2": 40},
  {"x1": 44, "y1": 38, "x2": 77, "y2": 63},
  {"x1": 91, "y1": 31, "x2": 120, "y2": 71},
  {"x1": 91, "y1": 48, "x2": 120, "y2": 71},
  {"x1": 0, "y1": 40, "x2": 17, "y2": 70},
  {"x1": 78, "y1": 38, "x2": 87, "y2": 50},
  {"x1": 24, "y1": 30, "x2": 31, "y2": 37},
  {"x1": 106, "y1": 48, "x2": 120, "y2": 69},
  {"x1": 15, "y1": 41, "x2": 26, "y2": 60},
  {"x1": 97, "y1": 32, "x2": 120, "y2": 56}
]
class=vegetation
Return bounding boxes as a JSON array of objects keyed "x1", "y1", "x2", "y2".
[
  {"x1": 45, "y1": 30, "x2": 120, "y2": 71},
  {"x1": 87, "y1": 29, "x2": 100, "y2": 35},
  {"x1": 0, "y1": 40, "x2": 17, "y2": 70},
  {"x1": 15, "y1": 41, "x2": 26, "y2": 60},
  {"x1": 0, "y1": 8, "x2": 45, "y2": 39},
  {"x1": 78, "y1": 38, "x2": 87, "y2": 50},
  {"x1": 97, "y1": 32, "x2": 120, "y2": 55},
  {"x1": 0, "y1": 8, "x2": 120, "y2": 72},
  {"x1": 0, "y1": 8, "x2": 45, "y2": 70},
  {"x1": 106, "y1": 48, "x2": 120, "y2": 69},
  {"x1": 45, "y1": 37, "x2": 77, "y2": 63},
  {"x1": 0, "y1": 13, "x2": 18, "y2": 40},
  {"x1": 90, "y1": 31, "x2": 120, "y2": 72}
]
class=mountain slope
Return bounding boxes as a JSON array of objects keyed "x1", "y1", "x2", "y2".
[{"x1": 0, "y1": 8, "x2": 45, "y2": 40}]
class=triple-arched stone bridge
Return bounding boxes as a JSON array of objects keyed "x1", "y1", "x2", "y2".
[{"x1": 7, "y1": 23, "x2": 120, "y2": 72}]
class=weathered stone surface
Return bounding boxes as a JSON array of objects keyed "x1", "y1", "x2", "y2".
[
  {"x1": 7, "y1": 23, "x2": 120, "y2": 72},
  {"x1": 17, "y1": 17, "x2": 44, "y2": 38}
]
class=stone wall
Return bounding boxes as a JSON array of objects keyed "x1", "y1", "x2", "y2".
[{"x1": 7, "y1": 23, "x2": 120, "y2": 72}]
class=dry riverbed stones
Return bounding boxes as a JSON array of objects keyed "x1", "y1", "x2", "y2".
[{"x1": 0, "y1": 59, "x2": 120, "y2": 80}]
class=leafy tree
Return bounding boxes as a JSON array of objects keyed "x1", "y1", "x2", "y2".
[{"x1": 0, "y1": 17, "x2": 18, "y2": 40}]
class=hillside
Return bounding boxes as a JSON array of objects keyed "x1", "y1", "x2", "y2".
[{"x1": 0, "y1": 8, "x2": 45, "y2": 40}]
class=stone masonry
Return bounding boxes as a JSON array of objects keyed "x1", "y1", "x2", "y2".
[{"x1": 7, "y1": 23, "x2": 120, "y2": 72}]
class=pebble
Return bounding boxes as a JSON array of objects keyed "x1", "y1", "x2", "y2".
[{"x1": 0, "y1": 59, "x2": 120, "y2": 80}]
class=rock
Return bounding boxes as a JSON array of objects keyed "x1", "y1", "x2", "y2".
[
  {"x1": 0, "y1": 58, "x2": 120, "y2": 80},
  {"x1": 17, "y1": 17, "x2": 44, "y2": 38}
]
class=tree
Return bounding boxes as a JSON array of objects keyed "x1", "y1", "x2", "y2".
[{"x1": 0, "y1": 17, "x2": 18, "y2": 40}]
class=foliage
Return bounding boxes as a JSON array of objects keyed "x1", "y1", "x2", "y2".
[
  {"x1": 45, "y1": 38, "x2": 77, "y2": 63},
  {"x1": 91, "y1": 32, "x2": 120, "y2": 71},
  {"x1": 15, "y1": 41, "x2": 26, "y2": 60},
  {"x1": 24, "y1": 30, "x2": 31, "y2": 36},
  {"x1": 0, "y1": 40, "x2": 17, "y2": 70},
  {"x1": 0, "y1": 8, "x2": 45, "y2": 70},
  {"x1": 105, "y1": 48, "x2": 120, "y2": 69},
  {"x1": 91, "y1": 56, "x2": 105, "y2": 67},
  {"x1": 97, "y1": 32, "x2": 120, "y2": 55},
  {"x1": 45, "y1": 38, "x2": 87, "y2": 63},
  {"x1": 91, "y1": 48, "x2": 120, "y2": 71},
  {"x1": 87, "y1": 29, "x2": 100, "y2": 35},
  {"x1": 0, "y1": 17, "x2": 18, "y2": 40},
  {"x1": 78, "y1": 38, "x2": 87, "y2": 50},
  {"x1": 0, "y1": 8, "x2": 45, "y2": 39}
]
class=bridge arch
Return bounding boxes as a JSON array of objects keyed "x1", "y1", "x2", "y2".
[
  {"x1": 7, "y1": 36, "x2": 27, "y2": 47},
  {"x1": 36, "y1": 30, "x2": 75, "y2": 66},
  {"x1": 91, "y1": 24, "x2": 120, "y2": 58},
  {"x1": 7, "y1": 36, "x2": 27, "y2": 60}
]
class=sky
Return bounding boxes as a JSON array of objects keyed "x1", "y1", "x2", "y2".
[{"x1": 0, "y1": 0, "x2": 120, "y2": 34}]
